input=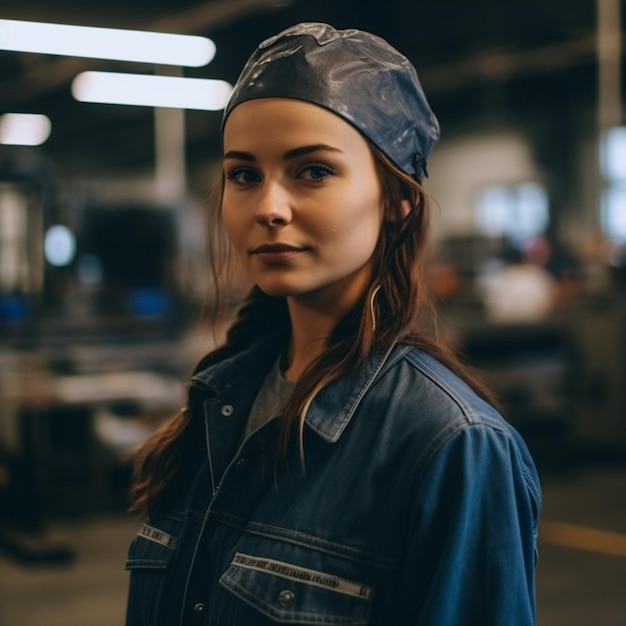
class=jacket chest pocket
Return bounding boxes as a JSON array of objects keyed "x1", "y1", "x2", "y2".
[
  {"x1": 125, "y1": 516, "x2": 181, "y2": 626},
  {"x1": 219, "y1": 551, "x2": 373, "y2": 625}
]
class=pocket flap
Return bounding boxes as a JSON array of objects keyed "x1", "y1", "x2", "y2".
[
  {"x1": 220, "y1": 552, "x2": 372, "y2": 625},
  {"x1": 125, "y1": 521, "x2": 178, "y2": 570}
]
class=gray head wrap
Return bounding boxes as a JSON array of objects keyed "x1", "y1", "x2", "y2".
[{"x1": 223, "y1": 22, "x2": 440, "y2": 181}]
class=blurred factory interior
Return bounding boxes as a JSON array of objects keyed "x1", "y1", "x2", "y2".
[{"x1": 0, "y1": 0, "x2": 625, "y2": 624}]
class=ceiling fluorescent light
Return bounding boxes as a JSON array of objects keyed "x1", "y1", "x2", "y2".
[
  {"x1": 0, "y1": 113, "x2": 51, "y2": 146},
  {"x1": 0, "y1": 18, "x2": 215, "y2": 67},
  {"x1": 72, "y1": 71, "x2": 233, "y2": 111}
]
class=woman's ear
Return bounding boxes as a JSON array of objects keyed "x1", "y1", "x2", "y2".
[
  {"x1": 385, "y1": 193, "x2": 417, "y2": 222},
  {"x1": 400, "y1": 199, "x2": 411, "y2": 219},
  {"x1": 384, "y1": 198, "x2": 411, "y2": 223}
]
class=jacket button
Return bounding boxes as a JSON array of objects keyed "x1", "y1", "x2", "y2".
[
  {"x1": 193, "y1": 602, "x2": 206, "y2": 616},
  {"x1": 220, "y1": 404, "x2": 234, "y2": 417},
  {"x1": 277, "y1": 589, "x2": 295, "y2": 606}
]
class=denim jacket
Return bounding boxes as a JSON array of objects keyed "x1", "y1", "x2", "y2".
[{"x1": 125, "y1": 335, "x2": 541, "y2": 626}]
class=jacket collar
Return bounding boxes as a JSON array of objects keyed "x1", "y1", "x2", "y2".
[
  {"x1": 304, "y1": 343, "x2": 401, "y2": 442},
  {"x1": 191, "y1": 334, "x2": 406, "y2": 444}
]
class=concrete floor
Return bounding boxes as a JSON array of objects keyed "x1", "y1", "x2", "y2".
[{"x1": 1, "y1": 462, "x2": 625, "y2": 626}]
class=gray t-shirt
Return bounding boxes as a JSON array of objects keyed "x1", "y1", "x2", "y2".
[{"x1": 243, "y1": 354, "x2": 295, "y2": 439}]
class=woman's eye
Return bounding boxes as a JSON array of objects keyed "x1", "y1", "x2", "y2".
[
  {"x1": 299, "y1": 165, "x2": 334, "y2": 181},
  {"x1": 226, "y1": 168, "x2": 261, "y2": 184}
]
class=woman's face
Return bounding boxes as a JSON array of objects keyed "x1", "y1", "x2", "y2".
[{"x1": 221, "y1": 98, "x2": 384, "y2": 314}]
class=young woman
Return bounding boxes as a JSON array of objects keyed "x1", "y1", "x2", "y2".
[{"x1": 125, "y1": 23, "x2": 541, "y2": 626}]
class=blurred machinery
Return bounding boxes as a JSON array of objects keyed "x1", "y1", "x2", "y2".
[{"x1": 0, "y1": 155, "x2": 196, "y2": 562}]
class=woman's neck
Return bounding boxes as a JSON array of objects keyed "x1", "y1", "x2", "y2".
[
  {"x1": 281, "y1": 272, "x2": 372, "y2": 380},
  {"x1": 282, "y1": 300, "x2": 334, "y2": 381},
  {"x1": 284, "y1": 287, "x2": 363, "y2": 381}
]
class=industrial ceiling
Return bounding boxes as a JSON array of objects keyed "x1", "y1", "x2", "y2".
[{"x1": 0, "y1": 0, "x2": 610, "y2": 185}]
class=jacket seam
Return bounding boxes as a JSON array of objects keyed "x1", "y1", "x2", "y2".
[
  {"x1": 244, "y1": 522, "x2": 399, "y2": 569},
  {"x1": 205, "y1": 512, "x2": 398, "y2": 569}
]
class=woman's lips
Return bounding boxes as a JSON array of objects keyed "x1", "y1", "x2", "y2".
[{"x1": 251, "y1": 244, "x2": 306, "y2": 263}]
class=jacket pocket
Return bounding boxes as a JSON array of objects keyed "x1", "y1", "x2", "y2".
[
  {"x1": 219, "y1": 551, "x2": 373, "y2": 625},
  {"x1": 125, "y1": 514, "x2": 181, "y2": 626}
]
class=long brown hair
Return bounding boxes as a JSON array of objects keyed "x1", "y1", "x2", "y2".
[{"x1": 128, "y1": 144, "x2": 496, "y2": 515}]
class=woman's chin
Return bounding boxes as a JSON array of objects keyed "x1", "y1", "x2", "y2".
[{"x1": 256, "y1": 283, "x2": 303, "y2": 298}]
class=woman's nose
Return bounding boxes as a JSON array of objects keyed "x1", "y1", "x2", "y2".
[{"x1": 255, "y1": 182, "x2": 292, "y2": 227}]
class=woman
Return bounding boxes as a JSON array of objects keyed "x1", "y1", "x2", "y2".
[{"x1": 125, "y1": 23, "x2": 541, "y2": 626}]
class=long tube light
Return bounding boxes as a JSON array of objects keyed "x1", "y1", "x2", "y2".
[
  {"x1": 72, "y1": 71, "x2": 233, "y2": 110},
  {"x1": 0, "y1": 18, "x2": 215, "y2": 67},
  {"x1": 0, "y1": 113, "x2": 51, "y2": 146}
]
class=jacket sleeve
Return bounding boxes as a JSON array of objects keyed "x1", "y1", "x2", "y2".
[{"x1": 398, "y1": 422, "x2": 541, "y2": 626}]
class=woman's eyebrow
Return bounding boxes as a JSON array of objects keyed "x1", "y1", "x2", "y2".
[
  {"x1": 283, "y1": 144, "x2": 343, "y2": 160},
  {"x1": 223, "y1": 144, "x2": 343, "y2": 161},
  {"x1": 223, "y1": 150, "x2": 255, "y2": 161}
]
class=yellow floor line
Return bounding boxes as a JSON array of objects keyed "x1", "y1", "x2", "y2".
[{"x1": 540, "y1": 521, "x2": 626, "y2": 557}]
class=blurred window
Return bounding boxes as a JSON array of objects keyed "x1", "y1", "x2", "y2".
[
  {"x1": 44, "y1": 225, "x2": 76, "y2": 267},
  {"x1": 0, "y1": 184, "x2": 28, "y2": 292},
  {"x1": 600, "y1": 126, "x2": 626, "y2": 243},
  {"x1": 601, "y1": 186, "x2": 626, "y2": 243},
  {"x1": 475, "y1": 182, "x2": 549, "y2": 244}
]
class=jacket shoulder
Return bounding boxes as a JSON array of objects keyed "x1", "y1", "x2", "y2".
[
  {"x1": 377, "y1": 346, "x2": 540, "y2": 493},
  {"x1": 383, "y1": 345, "x2": 502, "y2": 428}
]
